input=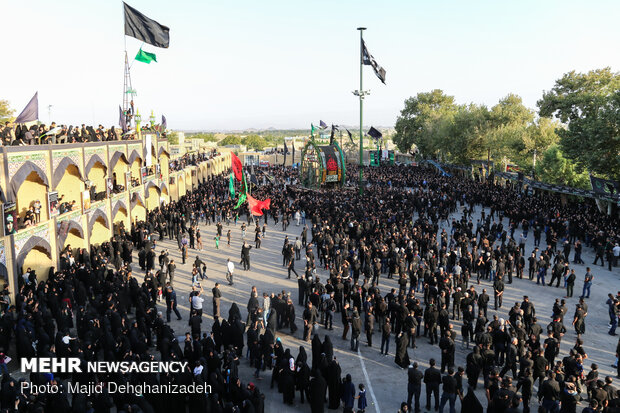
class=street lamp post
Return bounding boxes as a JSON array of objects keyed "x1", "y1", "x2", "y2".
[{"x1": 355, "y1": 27, "x2": 369, "y2": 195}]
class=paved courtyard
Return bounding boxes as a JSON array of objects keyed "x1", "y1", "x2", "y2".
[{"x1": 137, "y1": 202, "x2": 619, "y2": 413}]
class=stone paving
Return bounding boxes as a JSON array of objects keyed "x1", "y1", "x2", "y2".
[{"x1": 148, "y1": 201, "x2": 620, "y2": 413}]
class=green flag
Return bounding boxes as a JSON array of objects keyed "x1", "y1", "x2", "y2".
[
  {"x1": 229, "y1": 173, "x2": 235, "y2": 199},
  {"x1": 233, "y1": 173, "x2": 249, "y2": 209},
  {"x1": 234, "y1": 192, "x2": 247, "y2": 209},
  {"x1": 135, "y1": 48, "x2": 157, "y2": 64}
]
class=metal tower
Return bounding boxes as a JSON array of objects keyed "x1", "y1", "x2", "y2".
[{"x1": 122, "y1": 51, "x2": 136, "y2": 128}]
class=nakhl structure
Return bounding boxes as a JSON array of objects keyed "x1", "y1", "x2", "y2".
[
  {"x1": 300, "y1": 139, "x2": 346, "y2": 190},
  {"x1": 0, "y1": 133, "x2": 231, "y2": 300}
]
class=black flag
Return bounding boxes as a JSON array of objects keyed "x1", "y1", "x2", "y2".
[
  {"x1": 330, "y1": 124, "x2": 336, "y2": 144},
  {"x1": 361, "y1": 39, "x2": 386, "y2": 84},
  {"x1": 367, "y1": 126, "x2": 383, "y2": 140},
  {"x1": 590, "y1": 175, "x2": 620, "y2": 196},
  {"x1": 345, "y1": 128, "x2": 354, "y2": 144},
  {"x1": 283, "y1": 141, "x2": 288, "y2": 165},
  {"x1": 291, "y1": 141, "x2": 295, "y2": 164},
  {"x1": 15, "y1": 92, "x2": 38, "y2": 123},
  {"x1": 124, "y1": 2, "x2": 170, "y2": 48}
]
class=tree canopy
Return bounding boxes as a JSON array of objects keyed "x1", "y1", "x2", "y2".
[
  {"x1": 166, "y1": 131, "x2": 179, "y2": 145},
  {"x1": 393, "y1": 89, "x2": 457, "y2": 155},
  {"x1": 242, "y1": 135, "x2": 268, "y2": 151},
  {"x1": 219, "y1": 135, "x2": 242, "y2": 146},
  {"x1": 0, "y1": 100, "x2": 15, "y2": 123},
  {"x1": 538, "y1": 67, "x2": 620, "y2": 178},
  {"x1": 190, "y1": 133, "x2": 218, "y2": 143},
  {"x1": 536, "y1": 144, "x2": 590, "y2": 189}
]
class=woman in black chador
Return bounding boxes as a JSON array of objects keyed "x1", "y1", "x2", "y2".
[
  {"x1": 395, "y1": 332, "x2": 410, "y2": 368},
  {"x1": 309, "y1": 370, "x2": 327, "y2": 413},
  {"x1": 326, "y1": 357, "x2": 342, "y2": 409}
]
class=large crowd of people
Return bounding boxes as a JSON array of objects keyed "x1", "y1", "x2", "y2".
[
  {"x1": 168, "y1": 151, "x2": 220, "y2": 172},
  {"x1": 0, "y1": 121, "x2": 170, "y2": 146},
  {"x1": 0, "y1": 162, "x2": 619, "y2": 413}
]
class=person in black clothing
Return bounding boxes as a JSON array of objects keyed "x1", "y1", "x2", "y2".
[
  {"x1": 539, "y1": 371, "x2": 561, "y2": 413},
  {"x1": 407, "y1": 362, "x2": 424, "y2": 413},
  {"x1": 544, "y1": 332, "x2": 560, "y2": 369},
  {"x1": 351, "y1": 309, "x2": 362, "y2": 351},
  {"x1": 342, "y1": 302, "x2": 351, "y2": 340},
  {"x1": 493, "y1": 277, "x2": 504, "y2": 310},
  {"x1": 287, "y1": 256, "x2": 299, "y2": 279},
  {"x1": 165, "y1": 285, "x2": 182, "y2": 322},
  {"x1": 438, "y1": 368, "x2": 458, "y2": 413},
  {"x1": 566, "y1": 269, "x2": 576, "y2": 298},
  {"x1": 193, "y1": 255, "x2": 206, "y2": 280},
  {"x1": 478, "y1": 289, "x2": 489, "y2": 318},
  {"x1": 425, "y1": 301, "x2": 439, "y2": 345},
  {"x1": 365, "y1": 306, "x2": 375, "y2": 347},
  {"x1": 424, "y1": 358, "x2": 442, "y2": 411},
  {"x1": 516, "y1": 367, "x2": 534, "y2": 413},
  {"x1": 499, "y1": 337, "x2": 518, "y2": 379},
  {"x1": 324, "y1": 292, "x2": 336, "y2": 330},
  {"x1": 212, "y1": 282, "x2": 221, "y2": 319},
  {"x1": 303, "y1": 302, "x2": 317, "y2": 342},
  {"x1": 439, "y1": 332, "x2": 455, "y2": 373},
  {"x1": 241, "y1": 241, "x2": 252, "y2": 271}
]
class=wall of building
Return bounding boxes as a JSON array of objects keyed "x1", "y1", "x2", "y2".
[{"x1": 0, "y1": 139, "x2": 231, "y2": 301}]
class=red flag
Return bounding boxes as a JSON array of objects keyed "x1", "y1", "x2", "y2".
[
  {"x1": 231, "y1": 152, "x2": 243, "y2": 181},
  {"x1": 247, "y1": 194, "x2": 271, "y2": 216}
]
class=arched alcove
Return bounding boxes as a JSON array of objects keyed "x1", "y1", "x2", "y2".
[{"x1": 56, "y1": 164, "x2": 83, "y2": 209}]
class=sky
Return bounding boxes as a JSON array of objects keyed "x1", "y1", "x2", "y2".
[{"x1": 2, "y1": 0, "x2": 619, "y2": 131}]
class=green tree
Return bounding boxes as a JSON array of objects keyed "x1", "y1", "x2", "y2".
[
  {"x1": 191, "y1": 133, "x2": 217, "y2": 142},
  {"x1": 393, "y1": 89, "x2": 457, "y2": 155},
  {"x1": 442, "y1": 104, "x2": 492, "y2": 164},
  {"x1": 537, "y1": 68, "x2": 620, "y2": 178},
  {"x1": 166, "y1": 131, "x2": 179, "y2": 145},
  {"x1": 219, "y1": 135, "x2": 242, "y2": 146},
  {"x1": 536, "y1": 144, "x2": 590, "y2": 188},
  {"x1": 242, "y1": 134, "x2": 268, "y2": 151},
  {"x1": 509, "y1": 117, "x2": 561, "y2": 171},
  {"x1": 263, "y1": 134, "x2": 284, "y2": 146},
  {"x1": 480, "y1": 94, "x2": 535, "y2": 163},
  {"x1": 489, "y1": 94, "x2": 534, "y2": 127},
  {"x1": 0, "y1": 99, "x2": 15, "y2": 123}
]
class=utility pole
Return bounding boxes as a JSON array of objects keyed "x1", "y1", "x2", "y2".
[
  {"x1": 354, "y1": 27, "x2": 369, "y2": 195},
  {"x1": 487, "y1": 148, "x2": 491, "y2": 180}
]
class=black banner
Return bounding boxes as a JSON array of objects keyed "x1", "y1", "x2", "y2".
[
  {"x1": 48, "y1": 191, "x2": 59, "y2": 218},
  {"x1": 3, "y1": 202, "x2": 17, "y2": 235},
  {"x1": 590, "y1": 176, "x2": 620, "y2": 197}
]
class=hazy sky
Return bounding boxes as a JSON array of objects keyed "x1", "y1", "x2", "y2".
[{"x1": 2, "y1": 0, "x2": 619, "y2": 130}]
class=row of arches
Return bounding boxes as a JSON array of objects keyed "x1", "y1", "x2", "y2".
[
  {"x1": 18, "y1": 209, "x2": 111, "y2": 281},
  {"x1": 10, "y1": 152, "x2": 225, "y2": 281},
  {"x1": 9, "y1": 147, "x2": 172, "y2": 227}
]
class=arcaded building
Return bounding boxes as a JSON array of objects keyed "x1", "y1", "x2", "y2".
[{"x1": 0, "y1": 135, "x2": 230, "y2": 296}]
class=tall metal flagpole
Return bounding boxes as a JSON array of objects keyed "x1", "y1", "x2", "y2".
[{"x1": 357, "y1": 27, "x2": 366, "y2": 195}]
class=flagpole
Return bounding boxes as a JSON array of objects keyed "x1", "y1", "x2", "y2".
[
  {"x1": 129, "y1": 42, "x2": 145, "y2": 69},
  {"x1": 357, "y1": 27, "x2": 366, "y2": 196}
]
